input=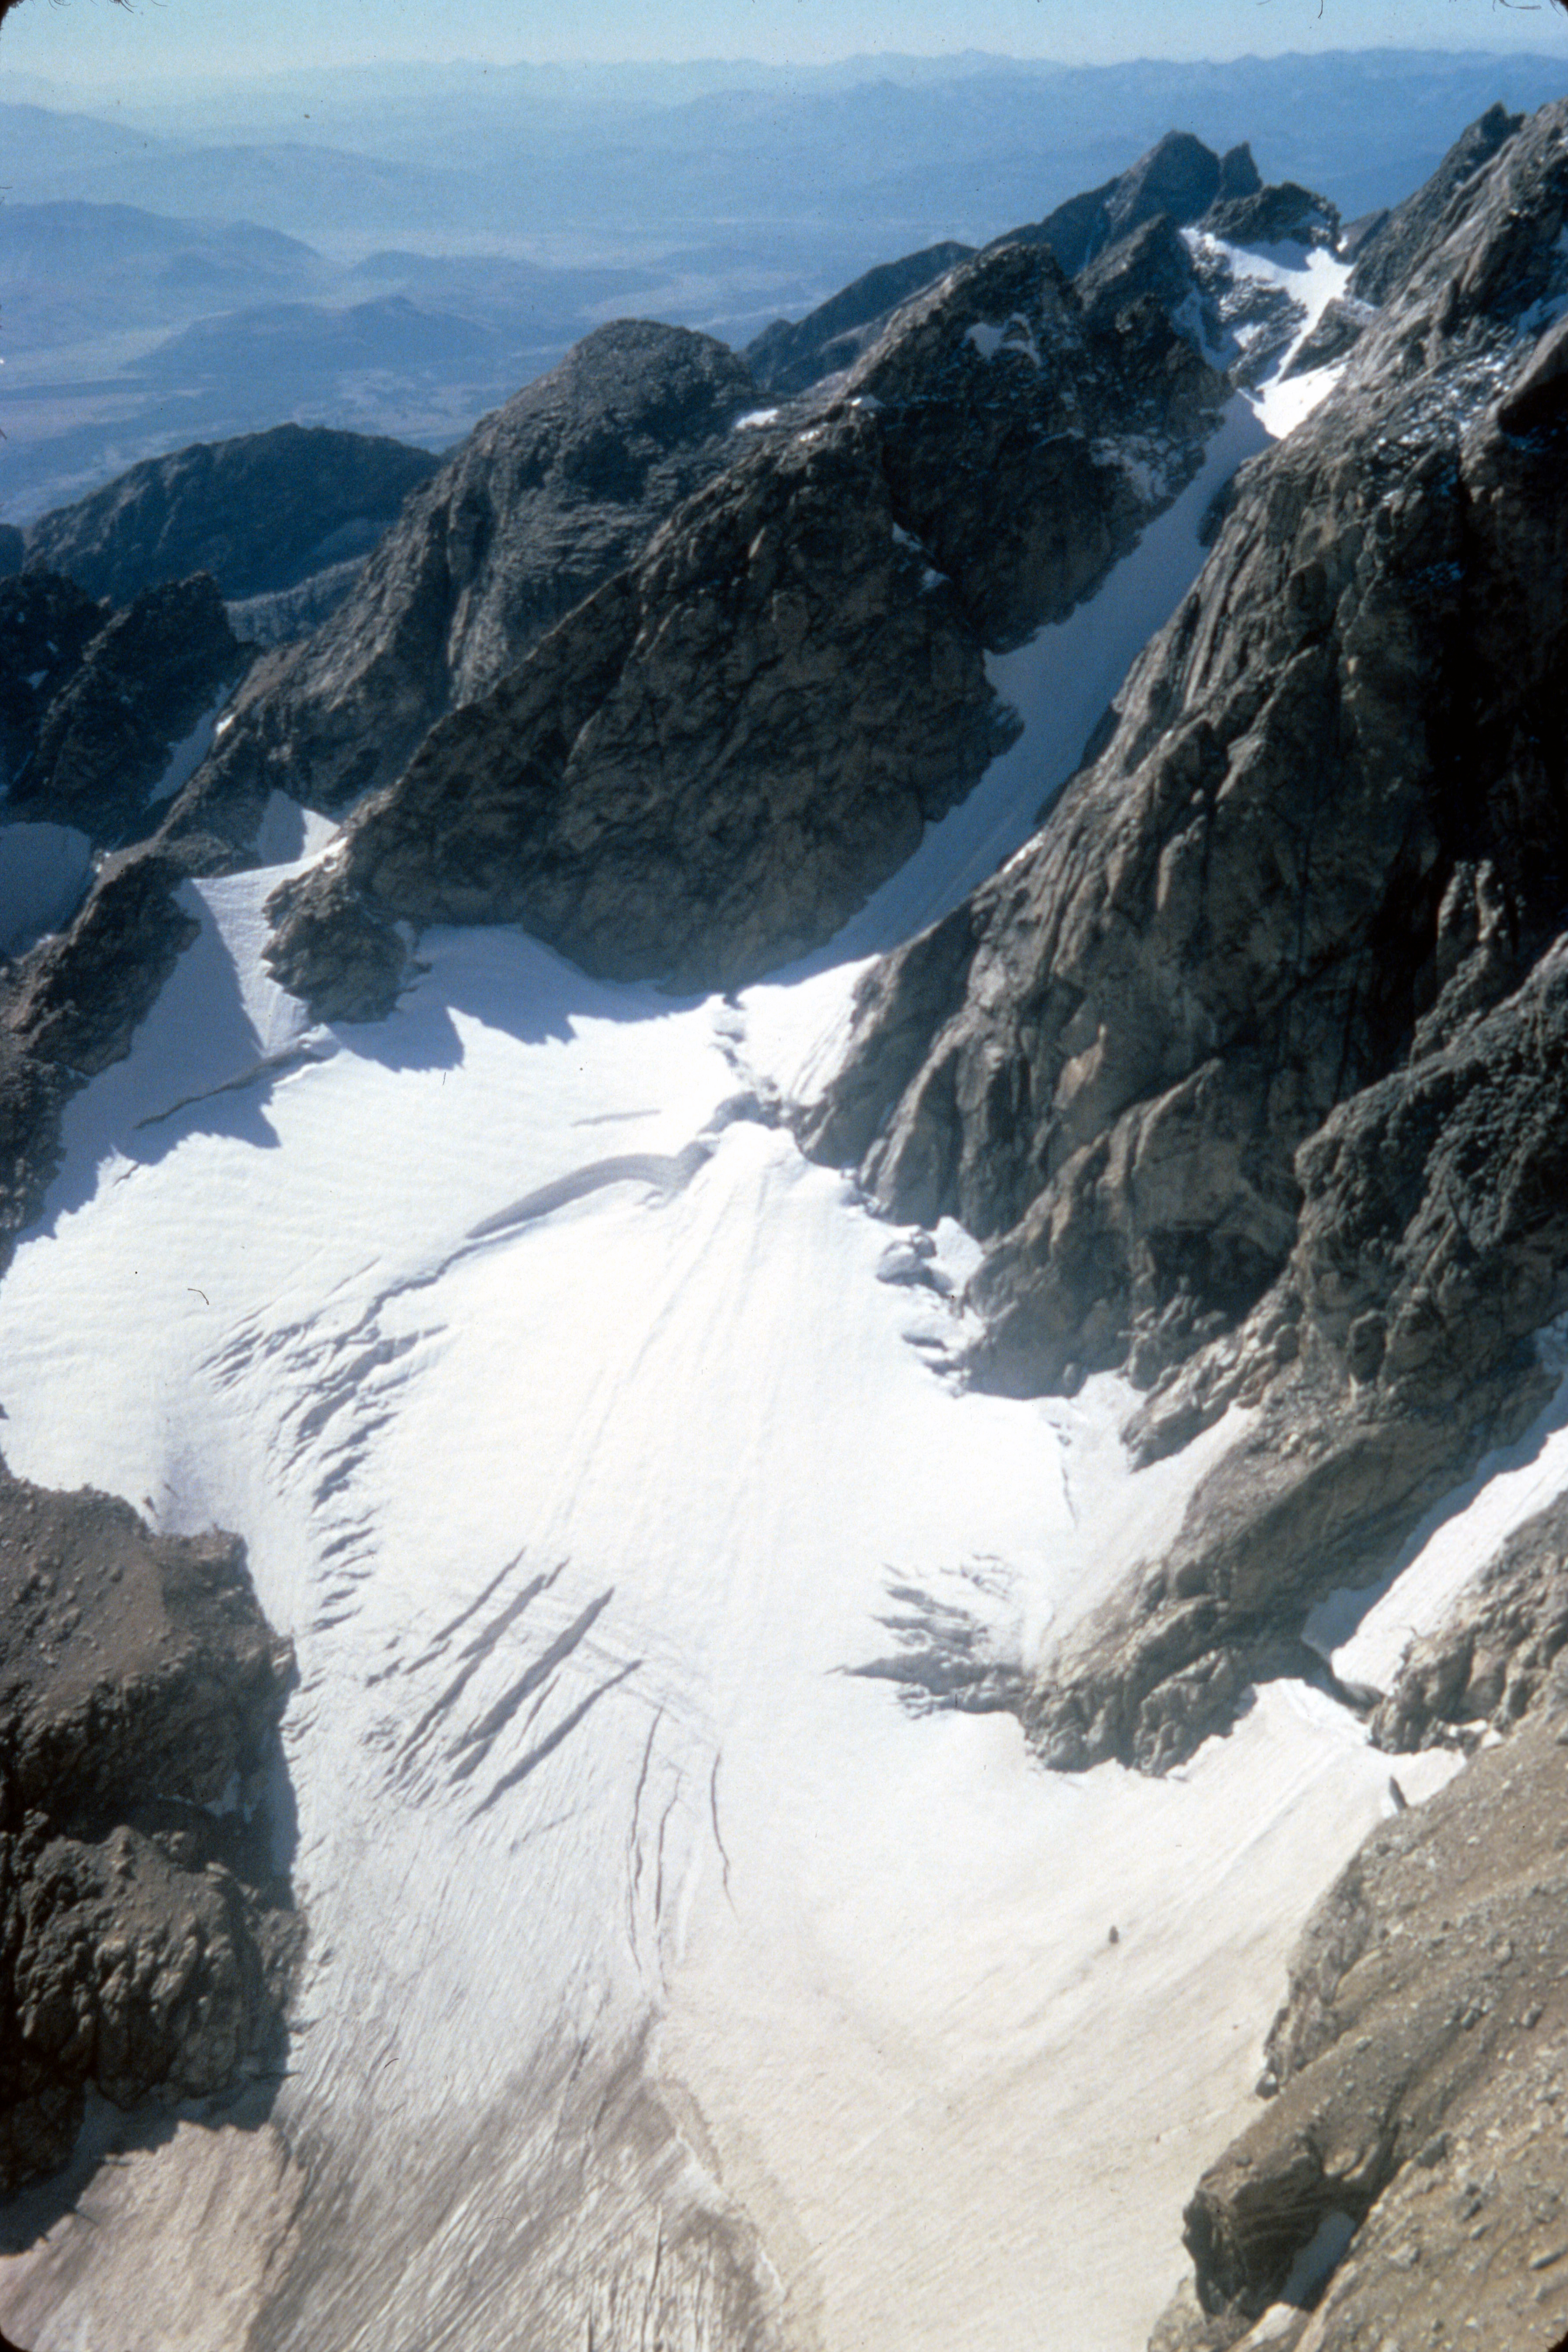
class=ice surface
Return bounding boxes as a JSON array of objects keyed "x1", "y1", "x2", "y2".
[{"x1": 0, "y1": 870, "x2": 1455, "y2": 2350}]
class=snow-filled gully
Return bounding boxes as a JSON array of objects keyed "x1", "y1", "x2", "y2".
[{"x1": 0, "y1": 275, "x2": 1482, "y2": 2352}]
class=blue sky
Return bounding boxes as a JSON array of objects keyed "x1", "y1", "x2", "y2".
[{"x1": 4, "y1": 0, "x2": 1568, "y2": 85}]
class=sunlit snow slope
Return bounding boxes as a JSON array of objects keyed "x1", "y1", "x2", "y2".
[{"x1": 0, "y1": 277, "x2": 1425, "y2": 2352}]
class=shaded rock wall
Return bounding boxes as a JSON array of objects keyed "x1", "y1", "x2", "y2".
[
  {"x1": 1150, "y1": 1713, "x2": 1568, "y2": 2350},
  {"x1": 0, "y1": 1460, "x2": 298, "y2": 2196},
  {"x1": 197, "y1": 321, "x2": 759, "y2": 818},
  {"x1": 258, "y1": 239, "x2": 1224, "y2": 1010},
  {"x1": 24, "y1": 423, "x2": 441, "y2": 606}
]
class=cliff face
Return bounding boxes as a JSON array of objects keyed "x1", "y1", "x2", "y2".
[
  {"x1": 192, "y1": 322, "x2": 760, "y2": 819},
  {"x1": 805, "y1": 100, "x2": 1566, "y2": 1456},
  {"x1": 23, "y1": 424, "x2": 441, "y2": 608},
  {"x1": 256, "y1": 239, "x2": 1224, "y2": 1012},
  {"x1": 0, "y1": 1461, "x2": 298, "y2": 2197}
]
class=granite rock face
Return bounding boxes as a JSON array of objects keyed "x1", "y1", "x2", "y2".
[
  {"x1": 1149, "y1": 1713, "x2": 1568, "y2": 2350},
  {"x1": 1348, "y1": 101, "x2": 1524, "y2": 308},
  {"x1": 806, "y1": 99, "x2": 1568, "y2": 1402},
  {"x1": 0, "y1": 849, "x2": 204, "y2": 1280},
  {"x1": 803, "y1": 99, "x2": 1568, "y2": 1774},
  {"x1": 0, "y1": 1459, "x2": 298, "y2": 2196},
  {"x1": 7, "y1": 577, "x2": 241, "y2": 849},
  {"x1": 989, "y1": 131, "x2": 1259, "y2": 273},
  {"x1": 1371, "y1": 1487, "x2": 1568, "y2": 1753},
  {"x1": 263, "y1": 411, "x2": 1016, "y2": 1004},
  {"x1": 259, "y1": 240, "x2": 1224, "y2": 1011},
  {"x1": 24, "y1": 423, "x2": 441, "y2": 606},
  {"x1": 199, "y1": 322, "x2": 759, "y2": 817},
  {"x1": 744, "y1": 241, "x2": 976, "y2": 395}
]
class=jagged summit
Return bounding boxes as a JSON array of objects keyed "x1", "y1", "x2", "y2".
[
  {"x1": 255, "y1": 235, "x2": 1223, "y2": 1009},
  {"x1": 745, "y1": 239, "x2": 976, "y2": 395},
  {"x1": 183, "y1": 318, "x2": 757, "y2": 821},
  {"x1": 989, "y1": 129, "x2": 1263, "y2": 271}
]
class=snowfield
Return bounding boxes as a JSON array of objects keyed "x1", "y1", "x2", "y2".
[{"x1": 0, "y1": 263, "x2": 1468, "y2": 2352}]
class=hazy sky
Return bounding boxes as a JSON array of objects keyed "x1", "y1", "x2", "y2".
[{"x1": 5, "y1": 0, "x2": 1568, "y2": 86}]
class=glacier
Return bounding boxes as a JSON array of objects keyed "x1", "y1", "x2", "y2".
[{"x1": 0, "y1": 240, "x2": 1469, "y2": 2352}]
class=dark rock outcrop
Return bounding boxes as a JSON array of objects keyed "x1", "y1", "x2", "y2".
[
  {"x1": 0, "y1": 1458, "x2": 299, "y2": 2195},
  {"x1": 1371, "y1": 1488, "x2": 1568, "y2": 1753},
  {"x1": 263, "y1": 410, "x2": 1015, "y2": 1006},
  {"x1": 0, "y1": 848, "x2": 205, "y2": 1277},
  {"x1": 23, "y1": 423, "x2": 441, "y2": 606},
  {"x1": 1150, "y1": 1712, "x2": 1568, "y2": 2350},
  {"x1": 1349, "y1": 101, "x2": 1524, "y2": 308},
  {"x1": 258, "y1": 240, "x2": 1224, "y2": 1012},
  {"x1": 197, "y1": 321, "x2": 759, "y2": 818},
  {"x1": 1279, "y1": 296, "x2": 1376, "y2": 380},
  {"x1": 1200, "y1": 181, "x2": 1340, "y2": 251},
  {"x1": 1075, "y1": 214, "x2": 1206, "y2": 340},
  {"x1": 803, "y1": 100, "x2": 1568, "y2": 1768},
  {"x1": 0, "y1": 573, "x2": 109, "y2": 800},
  {"x1": 744, "y1": 241, "x2": 975, "y2": 396},
  {"x1": 0, "y1": 527, "x2": 23, "y2": 581},
  {"x1": 990, "y1": 132, "x2": 1249, "y2": 274},
  {"x1": 6, "y1": 576, "x2": 242, "y2": 848}
]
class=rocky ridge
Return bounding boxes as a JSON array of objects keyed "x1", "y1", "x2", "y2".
[
  {"x1": 22, "y1": 423, "x2": 441, "y2": 609},
  {"x1": 804, "y1": 97, "x2": 1568, "y2": 1764},
  {"x1": 1150, "y1": 1707, "x2": 1568, "y2": 2351},
  {"x1": 190, "y1": 321, "x2": 760, "y2": 820},
  {"x1": 256, "y1": 237, "x2": 1224, "y2": 1011},
  {"x1": 3, "y1": 575, "x2": 241, "y2": 851},
  {"x1": 0, "y1": 1458, "x2": 298, "y2": 2197},
  {"x1": 744, "y1": 240, "x2": 976, "y2": 395}
]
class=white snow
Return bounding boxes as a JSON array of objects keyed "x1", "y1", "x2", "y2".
[
  {"x1": 0, "y1": 821, "x2": 92, "y2": 956},
  {"x1": 966, "y1": 316, "x2": 1041, "y2": 367},
  {"x1": 0, "y1": 820, "x2": 1457, "y2": 2352},
  {"x1": 146, "y1": 685, "x2": 232, "y2": 808},
  {"x1": 1184, "y1": 231, "x2": 1353, "y2": 439}
]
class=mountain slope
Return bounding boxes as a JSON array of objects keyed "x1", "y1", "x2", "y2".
[{"x1": 5, "y1": 91, "x2": 1568, "y2": 2352}]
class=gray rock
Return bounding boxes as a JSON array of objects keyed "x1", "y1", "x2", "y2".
[
  {"x1": 262, "y1": 409, "x2": 1015, "y2": 1008},
  {"x1": 259, "y1": 242, "x2": 1223, "y2": 1013},
  {"x1": 1200, "y1": 182, "x2": 1341, "y2": 250},
  {"x1": 198, "y1": 320, "x2": 759, "y2": 818},
  {"x1": 990, "y1": 131, "x2": 1230, "y2": 273},
  {"x1": 842, "y1": 237, "x2": 1225, "y2": 650},
  {"x1": 0, "y1": 1457, "x2": 299, "y2": 2196},
  {"x1": 1026, "y1": 913, "x2": 1568, "y2": 1775},
  {"x1": 1158, "y1": 1714, "x2": 1568, "y2": 2350},
  {"x1": 0, "y1": 847, "x2": 205, "y2": 1282},
  {"x1": 0, "y1": 572, "x2": 109, "y2": 800},
  {"x1": 1349, "y1": 102, "x2": 1524, "y2": 308},
  {"x1": 8, "y1": 576, "x2": 243, "y2": 848},
  {"x1": 1075, "y1": 214, "x2": 1208, "y2": 341},
  {"x1": 1277, "y1": 296, "x2": 1375, "y2": 380},
  {"x1": 23, "y1": 422, "x2": 441, "y2": 605},
  {"x1": 744, "y1": 241, "x2": 976, "y2": 396},
  {"x1": 806, "y1": 98, "x2": 1568, "y2": 1407},
  {"x1": 1371, "y1": 1489, "x2": 1568, "y2": 1753}
]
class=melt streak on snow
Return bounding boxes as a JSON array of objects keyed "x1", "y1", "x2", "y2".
[{"x1": 0, "y1": 311, "x2": 1442, "y2": 2352}]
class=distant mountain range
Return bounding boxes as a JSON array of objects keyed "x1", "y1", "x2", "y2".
[{"x1": 5, "y1": 47, "x2": 1568, "y2": 521}]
